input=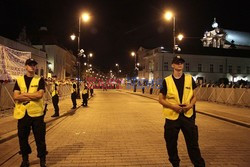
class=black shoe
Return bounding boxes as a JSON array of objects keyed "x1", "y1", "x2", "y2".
[
  {"x1": 51, "y1": 114, "x2": 59, "y2": 117},
  {"x1": 40, "y1": 157, "x2": 46, "y2": 167},
  {"x1": 71, "y1": 107, "x2": 76, "y2": 109},
  {"x1": 20, "y1": 161, "x2": 29, "y2": 167}
]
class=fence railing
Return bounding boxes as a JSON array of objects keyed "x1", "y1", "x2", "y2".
[
  {"x1": 123, "y1": 85, "x2": 250, "y2": 107},
  {"x1": 0, "y1": 83, "x2": 73, "y2": 112},
  {"x1": 1, "y1": 83, "x2": 250, "y2": 112}
]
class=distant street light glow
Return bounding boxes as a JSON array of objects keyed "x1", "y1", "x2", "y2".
[
  {"x1": 131, "y1": 52, "x2": 135, "y2": 57},
  {"x1": 164, "y1": 11, "x2": 173, "y2": 21},
  {"x1": 70, "y1": 34, "x2": 76, "y2": 40},
  {"x1": 177, "y1": 34, "x2": 184, "y2": 41},
  {"x1": 81, "y1": 13, "x2": 90, "y2": 22}
]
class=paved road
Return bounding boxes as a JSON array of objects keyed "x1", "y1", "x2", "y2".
[{"x1": 1, "y1": 90, "x2": 250, "y2": 167}]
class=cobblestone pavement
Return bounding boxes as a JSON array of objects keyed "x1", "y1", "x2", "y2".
[{"x1": 1, "y1": 90, "x2": 250, "y2": 167}]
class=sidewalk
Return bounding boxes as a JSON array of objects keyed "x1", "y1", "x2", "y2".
[
  {"x1": 119, "y1": 89, "x2": 250, "y2": 128},
  {"x1": 0, "y1": 96, "x2": 89, "y2": 144},
  {"x1": 1, "y1": 90, "x2": 249, "y2": 144}
]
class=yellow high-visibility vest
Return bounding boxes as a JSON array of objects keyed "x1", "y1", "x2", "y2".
[
  {"x1": 82, "y1": 89, "x2": 88, "y2": 94},
  {"x1": 14, "y1": 75, "x2": 44, "y2": 119},
  {"x1": 162, "y1": 74, "x2": 194, "y2": 120},
  {"x1": 51, "y1": 81, "x2": 59, "y2": 96}
]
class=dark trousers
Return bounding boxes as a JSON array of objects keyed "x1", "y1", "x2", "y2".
[
  {"x1": 18, "y1": 112, "x2": 47, "y2": 158},
  {"x1": 52, "y1": 94, "x2": 59, "y2": 115},
  {"x1": 82, "y1": 93, "x2": 88, "y2": 106},
  {"x1": 71, "y1": 92, "x2": 77, "y2": 107},
  {"x1": 90, "y1": 89, "x2": 93, "y2": 96},
  {"x1": 164, "y1": 114, "x2": 205, "y2": 167}
]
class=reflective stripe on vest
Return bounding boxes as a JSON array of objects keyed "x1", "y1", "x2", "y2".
[
  {"x1": 14, "y1": 75, "x2": 44, "y2": 119},
  {"x1": 162, "y1": 74, "x2": 193, "y2": 120},
  {"x1": 52, "y1": 82, "x2": 59, "y2": 96},
  {"x1": 82, "y1": 89, "x2": 88, "y2": 94}
]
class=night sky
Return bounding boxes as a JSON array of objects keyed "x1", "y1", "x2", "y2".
[{"x1": 1, "y1": 0, "x2": 249, "y2": 74}]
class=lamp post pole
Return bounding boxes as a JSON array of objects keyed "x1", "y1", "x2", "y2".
[
  {"x1": 76, "y1": 16, "x2": 81, "y2": 99},
  {"x1": 173, "y1": 16, "x2": 176, "y2": 56},
  {"x1": 71, "y1": 12, "x2": 90, "y2": 98},
  {"x1": 131, "y1": 51, "x2": 137, "y2": 77},
  {"x1": 115, "y1": 63, "x2": 119, "y2": 78}
]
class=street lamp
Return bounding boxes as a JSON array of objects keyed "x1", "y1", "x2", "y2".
[
  {"x1": 163, "y1": 11, "x2": 184, "y2": 56},
  {"x1": 131, "y1": 51, "x2": 136, "y2": 70},
  {"x1": 70, "y1": 12, "x2": 91, "y2": 98},
  {"x1": 86, "y1": 53, "x2": 93, "y2": 74},
  {"x1": 115, "y1": 63, "x2": 120, "y2": 78}
]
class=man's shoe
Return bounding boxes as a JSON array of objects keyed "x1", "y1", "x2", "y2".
[
  {"x1": 71, "y1": 107, "x2": 76, "y2": 109},
  {"x1": 51, "y1": 114, "x2": 59, "y2": 117},
  {"x1": 20, "y1": 161, "x2": 29, "y2": 167},
  {"x1": 40, "y1": 157, "x2": 46, "y2": 167}
]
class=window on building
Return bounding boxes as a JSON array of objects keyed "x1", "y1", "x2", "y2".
[
  {"x1": 40, "y1": 69, "x2": 44, "y2": 76},
  {"x1": 237, "y1": 66, "x2": 241, "y2": 74},
  {"x1": 35, "y1": 69, "x2": 39, "y2": 75},
  {"x1": 219, "y1": 65, "x2": 223, "y2": 73},
  {"x1": 210, "y1": 64, "x2": 214, "y2": 73},
  {"x1": 186, "y1": 63, "x2": 190, "y2": 72},
  {"x1": 228, "y1": 65, "x2": 233, "y2": 73},
  {"x1": 163, "y1": 62, "x2": 168, "y2": 71},
  {"x1": 247, "y1": 66, "x2": 250, "y2": 74},
  {"x1": 198, "y1": 64, "x2": 202, "y2": 72}
]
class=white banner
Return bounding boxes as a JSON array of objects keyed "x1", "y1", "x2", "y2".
[{"x1": 0, "y1": 44, "x2": 31, "y2": 81}]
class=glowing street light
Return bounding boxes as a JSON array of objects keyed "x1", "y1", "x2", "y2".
[
  {"x1": 131, "y1": 51, "x2": 136, "y2": 70},
  {"x1": 70, "y1": 11, "x2": 91, "y2": 98},
  {"x1": 70, "y1": 34, "x2": 76, "y2": 41},
  {"x1": 163, "y1": 10, "x2": 181, "y2": 56},
  {"x1": 177, "y1": 34, "x2": 184, "y2": 41}
]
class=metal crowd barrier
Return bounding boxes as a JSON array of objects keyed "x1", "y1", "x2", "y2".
[
  {"x1": 0, "y1": 82, "x2": 73, "y2": 112},
  {"x1": 123, "y1": 85, "x2": 250, "y2": 107}
]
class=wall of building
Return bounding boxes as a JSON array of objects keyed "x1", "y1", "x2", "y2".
[{"x1": 34, "y1": 45, "x2": 76, "y2": 80}]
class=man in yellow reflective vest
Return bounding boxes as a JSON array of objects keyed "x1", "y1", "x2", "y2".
[
  {"x1": 71, "y1": 79, "x2": 77, "y2": 109},
  {"x1": 159, "y1": 56, "x2": 205, "y2": 167},
  {"x1": 51, "y1": 75, "x2": 59, "y2": 117},
  {"x1": 81, "y1": 83, "x2": 89, "y2": 107},
  {"x1": 13, "y1": 58, "x2": 47, "y2": 167}
]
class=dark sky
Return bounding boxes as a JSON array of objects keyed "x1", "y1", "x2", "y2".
[{"x1": 1, "y1": 0, "x2": 249, "y2": 74}]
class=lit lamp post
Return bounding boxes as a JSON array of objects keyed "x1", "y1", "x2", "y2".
[
  {"x1": 87, "y1": 53, "x2": 93, "y2": 67},
  {"x1": 115, "y1": 63, "x2": 120, "y2": 78},
  {"x1": 164, "y1": 11, "x2": 184, "y2": 56},
  {"x1": 131, "y1": 51, "x2": 136, "y2": 70},
  {"x1": 70, "y1": 12, "x2": 91, "y2": 98},
  {"x1": 131, "y1": 51, "x2": 138, "y2": 78}
]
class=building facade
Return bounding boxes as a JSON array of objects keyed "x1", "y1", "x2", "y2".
[
  {"x1": 34, "y1": 45, "x2": 76, "y2": 80},
  {"x1": 137, "y1": 47, "x2": 250, "y2": 85},
  {"x1": 137, "y1": 19, "x2": 250, "y2": 86}
]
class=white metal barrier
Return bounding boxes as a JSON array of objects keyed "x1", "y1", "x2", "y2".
[
  {"x1": 0, "y1": 82, "x2": 73, "y2": 112},
  {"x1": 124, "y1": 85, "x2": 250, "y2": 107}
]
